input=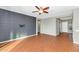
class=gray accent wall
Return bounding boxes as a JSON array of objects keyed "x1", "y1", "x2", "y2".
[{"x1": 0, "y1": 9, "x2": 36, "y2": 42}]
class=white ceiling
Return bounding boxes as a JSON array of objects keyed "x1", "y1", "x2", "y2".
[{"x1": 0, "y1": 6, "x2": 79, "y2": 19}]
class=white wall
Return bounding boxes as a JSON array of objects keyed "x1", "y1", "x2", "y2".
[
  {"x1": 40, "y1": 18, "x2": 57, "y2": 36},
  {"x1": 36, "y1": 18, "x2": 38, "y2": 35},
  {"x1": 61, "y1": 21, "x2": 68, "y2": 32},
  {"x1": 56, "y1": 19, "x2": 60, "y2": 35},
  {"x1": 73, "y1": 8, "x2": 79, "y2": 43}
]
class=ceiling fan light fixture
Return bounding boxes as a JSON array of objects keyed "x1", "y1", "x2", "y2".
[
  {"x1": 39, "y1": 10, "x2": 43, "y2": 13},
  {"x1": 32, "y1": 6, "x2": 49, "y2": 15}
]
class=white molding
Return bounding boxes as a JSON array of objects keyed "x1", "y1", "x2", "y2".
[
  {"x1": 0, "y1": 34, "x2": 37, "y2": 43},
  {"x1": 41, "y1": 33, "x2": 57, "y2": 36},
  {"x1": 73, "y1": 41, "x2": 79, "y2": 44}
]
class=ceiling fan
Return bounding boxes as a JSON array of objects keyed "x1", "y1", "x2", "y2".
[{"x1": 32, "y1": 6, "x2": 49, "y2": 15}]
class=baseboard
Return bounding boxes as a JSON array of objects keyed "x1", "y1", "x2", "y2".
[
  {"x1": 61, "y1": 32, "x2": 68, "y2": 33},
  {"x1": 0, "y1": 34, "x2": 37, "y2": 43},
  {"x1": 40, "y1": 33, "x2": 57, "y2": 36},
  {"x1": 73, "y1": 41, "x2": 79, "y2": 44}
]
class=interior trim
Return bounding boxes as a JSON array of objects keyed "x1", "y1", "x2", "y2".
[
  {"x1": 0, "y1": 34, "x2": 37, "y2": 43},
  {"x1": 73, "y1": 41, "x2": 79, "y2": 44}
]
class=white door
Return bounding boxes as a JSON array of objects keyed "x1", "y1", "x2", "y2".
[{"x1": 62, "y1": 21, "x2": 68, "y2": 33}]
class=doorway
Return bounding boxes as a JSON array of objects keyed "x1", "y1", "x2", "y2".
[
  {"x1": 61, "y1": 20, "x2": 68, "y2": 33},
  {"x1": 37, "y1": 20, "x2": 41, "y2": 35},
  {"x1": 56, "y1": 18, "x2": 73, "y2": 39}
]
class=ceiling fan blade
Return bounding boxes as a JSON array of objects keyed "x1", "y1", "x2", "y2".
[
  {"x1": 43, "y1": 7, "x2": 49, "y2": 10},
  {"x1": 32, "y1": 11, "x2": 38, "y2": 13},
  {"x1": 43, "y1": 11, "x2": 48, "y2": 13},
  {"x1": 35, "y1": 6, "x2": 40, "y2": 10},
  {"x1": 40, "y1": 7, "x2": 43, "y2": 10}
]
